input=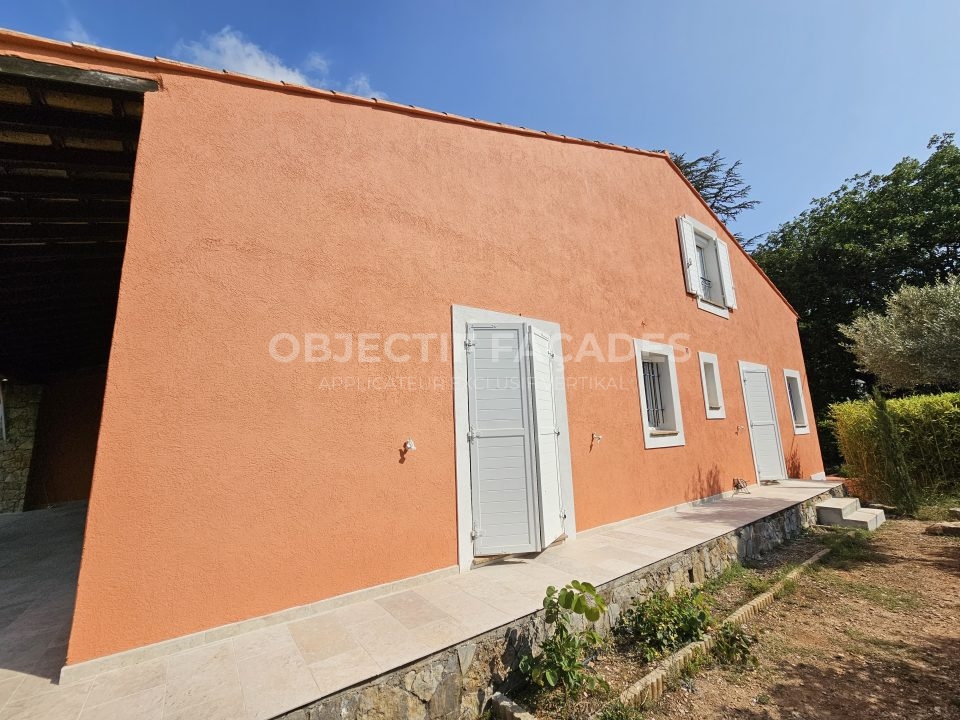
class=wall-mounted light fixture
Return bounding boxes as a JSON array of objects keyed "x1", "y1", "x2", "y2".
[{"x1": 589, "y1": 432, "x2": 603, "y2": 453}]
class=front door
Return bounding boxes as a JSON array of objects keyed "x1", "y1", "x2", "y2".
[{"x1": 739, "y1": 362, "x2": 787, "y2": 481}]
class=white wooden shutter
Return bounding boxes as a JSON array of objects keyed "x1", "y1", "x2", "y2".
[
  {"x1": 716, "y1": 238, "x2": 737, "y2": 309},
  {"x1": 676, "y1": 217, "x2": 700, "y2": 296},
  {"x1": 529, "y1": 327, "x2": 565, "y2": 547},
  {"x1": 466, "y1": 324, "x2": 539, "y2": 555}
]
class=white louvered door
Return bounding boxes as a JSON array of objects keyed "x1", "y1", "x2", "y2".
[
  {"x1": 466, "y1": 324, "x2": 539, "y2": 555},
  {"x1": 740, "y1": 363, "x2": 787, "y2": 481}
]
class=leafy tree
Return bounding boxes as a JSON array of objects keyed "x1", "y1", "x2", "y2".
[
  {"x1": 753, "y1": 134, "x2": 960, "y2": 433},
  {"x1": 670, "y1": 150, "x2": 760, "y2": 228},
  {"x1": 840, "y1": 276, "x2": 960, "y2": 390}
]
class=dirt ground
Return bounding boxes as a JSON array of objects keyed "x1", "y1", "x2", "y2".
[{"x1": 650, "y1": 519, "x2": 960, "y2": 720}]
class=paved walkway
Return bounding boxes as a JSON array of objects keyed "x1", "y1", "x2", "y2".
[{"x1": 0, "y1": 481, "x2": 840, "y2": 720}]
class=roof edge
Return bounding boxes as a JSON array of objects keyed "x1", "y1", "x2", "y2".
[
  {"x1": 0, "y1": 28, "x2": 795, "y2": 318},
  {"x1": 0, "y1": 27, "x2": 669, "y2": 161}
]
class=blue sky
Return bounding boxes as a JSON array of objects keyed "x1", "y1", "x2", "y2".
[{"x1": 3, "y1": 1, "x2": 958, "y2": 240}]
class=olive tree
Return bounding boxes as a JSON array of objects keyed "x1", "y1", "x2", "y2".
[{"x1": 840, "y1": 276, "x2": 960, "y2": 391}]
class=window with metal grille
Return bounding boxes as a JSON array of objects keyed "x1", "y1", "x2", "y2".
[
  {"x1": 634, "y1": 339, "x2": 684, "y2": 448},
  {"x1": 695, "y1": 244, "x2": 713, "y2": 299},
  {"x1": 695, "y1": 237, "x2": 722, "y2": 305},
  {"x1": 642, "y1": 360, "x2": 667, "y2": 429}
]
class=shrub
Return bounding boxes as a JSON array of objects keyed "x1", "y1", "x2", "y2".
[
  {"x1": 520, "y1": 581, "x2": 608, "y2": 696},
  {"x1": 712, "y1": 622, "x2": 758, "y2": 667},
  {"x1": 614, "y1": 589, "x2": 713, "y2": 661},
  {"x1": 830, "y1": 390, "x2": 960, "y2": 510}
]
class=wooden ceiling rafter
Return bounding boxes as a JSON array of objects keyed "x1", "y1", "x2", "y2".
[{"x1": 0, "y1": 58, "x2": 154, "y2": 381}]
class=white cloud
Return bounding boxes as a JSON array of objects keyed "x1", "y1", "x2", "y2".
[
  {"x1": 344, "y1": 73, "x2": 387, "y2": 100},
  {"x1": 303, "y1": 51, "x2": 330, "y2": 79},
  {"x1": 174, "y1": 27, "x2": 311, "y2": 85},
  {"x1": 173, "y1": 27, "x2": 386, "y2": 98},
  {"x1": 62, "y1": 15, "x2": 95, "y2": 44}
]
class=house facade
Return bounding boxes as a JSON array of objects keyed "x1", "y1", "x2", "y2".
[{"x1": 0, "y1": 30, "x2": 823, "y2": 672}]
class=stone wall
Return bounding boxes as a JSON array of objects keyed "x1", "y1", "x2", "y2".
[
  {"x1": 0, "y1": 383, "x2": 42, "y2": 513},
  {"x1": 278, "y1": 487, "x2": 844, "y2": 720}
]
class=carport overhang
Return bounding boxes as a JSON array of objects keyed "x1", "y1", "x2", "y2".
[{"x1": 0, "y1": 56, "x2": 157, "y2": 384}]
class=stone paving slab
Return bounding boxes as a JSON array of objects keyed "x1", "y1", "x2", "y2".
[{"x1": 0, "y1": 480, "x2": 841, "y2": 720}]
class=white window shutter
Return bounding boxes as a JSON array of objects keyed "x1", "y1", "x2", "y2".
[
  {"x1": 676, "y1": 217, "x2": 700, "y2": 296},
  {"x1": 716, "y1": 238, "x2": 737, "y2": 309}
]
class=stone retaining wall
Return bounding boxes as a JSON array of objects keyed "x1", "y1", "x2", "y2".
[
  {"x1": 278, "y1": 486, "x2": 844, "y2": 720},
  {"x1": 0, "y1": 383, "x2": 41, "y2": 513}
]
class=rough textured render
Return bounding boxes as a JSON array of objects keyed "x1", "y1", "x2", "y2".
[
  {"x1": 0, "y1": 383, "x2": 41, "y2": 513},
  {"x1": 0, "y1": 30, "x2": 824, "y2": 667}
]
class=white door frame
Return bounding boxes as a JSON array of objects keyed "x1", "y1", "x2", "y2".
[
  {"x1": 738, "y1": 361, "x2": 788, "y2": 482},
  {"x1": 452, "y1": 304, "x2": 576, "y2": 572}
]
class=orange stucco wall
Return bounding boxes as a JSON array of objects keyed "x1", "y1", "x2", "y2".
[
  {"x1": 23, "y1": 368, "x2": 106, "y2": 509},
  {"x1": 0, "y1": 36, "x2": 822, "y2": 664}
]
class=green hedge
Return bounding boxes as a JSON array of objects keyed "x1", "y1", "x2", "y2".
[{"x1": 830, "y1": 392, "x2": 960, "y2": 505}]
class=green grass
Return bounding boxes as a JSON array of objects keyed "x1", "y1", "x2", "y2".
[
  {"x1": 700, "y1": 562, "x2": 749, "y2": 595},
  {"x1": 678, "y1": 647, "x2": 710, "y2": 679},
  {"x1": 741, "y1": 572, "x2": 773, "y2": 596},
  {"x1": 596, "y1": 701, "x2": 647, "y2": 720},
  {"x1": 913, "y1": 495, "x2": 960, "y2": 521},
  {"x1": 821, "y1": 574, "x2": 922, "y2": 612},
  {"x1": 817, "y1": 528, "x2": 879, "y2": 569},
  {"x1": 842, "y1": 627, "x2": 911, "y2": 655},
  {"x1": 773, "y1": 577, "x2": 799, "y2": 599}
]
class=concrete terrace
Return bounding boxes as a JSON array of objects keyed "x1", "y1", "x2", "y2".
[{"x1": 0, "y1": 480, "x2": 841, "y2": 720}]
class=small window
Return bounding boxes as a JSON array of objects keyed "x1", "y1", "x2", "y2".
[
  {"x1": 698, "y1": 351, "x2": 726, "y2": 419},
  {"x1": 677, "y1": 216, "x2": 737, "y2": 317},
  {"x1": 783, "y1": 369, "x2": 810, "y2": 434},
  {"x1": 634, "y1": 339, "x2": 685, "y2": 448}
]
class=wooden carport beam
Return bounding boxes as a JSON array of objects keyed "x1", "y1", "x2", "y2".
[
  {"x1": 0, "y1": 223, "x2": 128, "y2": 243},
  {"x1": 0, "y1": 176, "x2": 132, "y2": 200},
  {"x1": 0, "y1": 143, "x2": 134, "y2": 172},
  {"x1": 0, "y1": 102, "x2": 142, "y2": 141},
  {"x1": 0, "y1": 200, "x2": 130, "y2": 222},
  {"x1": 0, "y1": 56, "x2": 159, "y2": 95}
]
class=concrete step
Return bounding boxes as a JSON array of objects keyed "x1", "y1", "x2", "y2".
[
  {"x1": 837, "y1": 508, "x2": 886, "y2": 531},
  {"x1": 816, "y1": 496, "x2": 885, "y2": 531},
  {"x1": 816, "y1": 497, "x2": 861, "y2": 525}
]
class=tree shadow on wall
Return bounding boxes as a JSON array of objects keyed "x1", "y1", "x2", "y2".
[
  {"x1": 688, "y1": 463, "x2": 724, "y2": 500},
  {"x1": 785, "y1": 441, "x2": 803, "y2": 479}
]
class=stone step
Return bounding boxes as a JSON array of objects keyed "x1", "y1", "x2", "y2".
[{"x1": 816, "y1": 497, "x2": 861, "y2": 525}]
